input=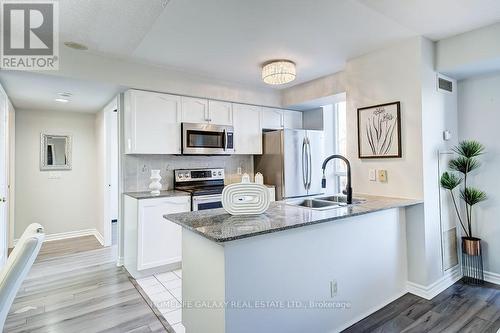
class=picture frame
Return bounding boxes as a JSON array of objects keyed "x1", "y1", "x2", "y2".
[{"x1": 357, "y1": 101, "x2": 401, "y2": 159}]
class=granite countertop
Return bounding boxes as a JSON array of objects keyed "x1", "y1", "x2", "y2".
[
  {"x1": 124, "y1": 190, "x2": 190, "y2": 200},
  {"x1": 164, "y1": 195, "x2": 422, "y2": 243}
]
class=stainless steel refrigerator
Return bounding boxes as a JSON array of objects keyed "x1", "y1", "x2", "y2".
[{"x1": 254, "y1": 129, "x2": 325, "y2": 201}]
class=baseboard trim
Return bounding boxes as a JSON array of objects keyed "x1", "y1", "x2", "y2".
[
  {"x1": 407, "y1": 266, "x2": 462, "y2": 300},
  {"x1": 13, "y1": 228, "x2": 104, "y2": 246},
  {"x1": 117, "y1": 256, "x2": 124, "y2": 267},
  {"x1": 94, "y1": 230, "x2": 104, "y2": 246},
  {"x1": 485, "y1": 270, "x2": 500, "y2": 285},
  {"x1": 336, "y1": 290, "x2": 408, "y2": 332}
]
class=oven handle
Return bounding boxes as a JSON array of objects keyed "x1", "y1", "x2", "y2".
[{"x1": 192, "y1": 194, "x2": 223, "y2": 203}]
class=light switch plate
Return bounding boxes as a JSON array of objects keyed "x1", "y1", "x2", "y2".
[
  {"x1": 369, "y1": 169, "x2": 377, "y2": 181},
  {"x1": 378, "y1": 170, "x2": 387, "y2": 182}
]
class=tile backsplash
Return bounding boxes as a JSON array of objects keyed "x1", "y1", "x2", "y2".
[{"x1": 124, "y1": 155, "x2": 254, "y2": 192}]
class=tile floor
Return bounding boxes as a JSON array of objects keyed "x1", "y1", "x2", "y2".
[{"x1": 136, "y1": 269, "x2": 185, "y2": 333}]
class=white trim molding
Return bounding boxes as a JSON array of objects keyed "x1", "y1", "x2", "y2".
[
  {"x1": 407, "y1": 266, "x2": 462, "y2": 300},
  {"x1": 94, "y1": 230, "x2": 104, "y2": 246},
  {"x1": 13, "y1": 228, "x2": 104, "y2": 246},
  {"x1": 484, "y1": 270, "x2": 500, "y2": 285}
]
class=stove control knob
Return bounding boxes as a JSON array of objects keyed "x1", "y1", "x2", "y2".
[
  {"x1": 178, "y1": 174, "x2": 184, "y2": 179},
  {"x1": 212, "y1": 171, "x2": 216, "y2": 176},
  {"x1": 218, "y1": 171, "x2": 222, "y2": 176},
  {"x1": 184, "y1": 173, "x2": 190, "y2": 179}
]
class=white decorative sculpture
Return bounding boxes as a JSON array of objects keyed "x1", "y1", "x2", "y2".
[{"x1": 149, "y1": 169, "x2": 162, "y2": 195}]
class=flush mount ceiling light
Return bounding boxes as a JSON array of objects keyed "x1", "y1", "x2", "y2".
[
  {"x1": 262, "y1": 60, "x2": 296, "y2": 85},
  {"x1": 64, "y1": 41, "x2": 88, "y2": 51},
  {"x1": 54, "y1": 98, "x2": 69, "y2": 103}
]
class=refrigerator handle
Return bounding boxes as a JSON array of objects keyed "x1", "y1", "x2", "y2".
[
  {"x1": 302, "y1": 137, "x2": 307, "y2": 190},
  {"x1": 307, "y1": 138, "x2": 312, "y2": 190}
]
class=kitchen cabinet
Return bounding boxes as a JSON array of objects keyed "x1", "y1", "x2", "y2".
[
  {"x1": 208, "y1": 100, "x2": 233, "y2": 125},
  {"x1": 262, "y1": 107, "x2": 284, "y2": 130},
  {"x1": 181, "y1": 98, "x2": 233, "y2": 126},
  {"x1": 233, "y1": 103, "x2": 262, "y2": 154},
  {"x1": 283, "y1": 110, "x2": 303, "y2": 129},
  {"x1": 124, "y1": 195, "x2": 190, "y2": 278},
  {"x1": 124, "y1": 90, "x2": 182, "y2": 154},
  {"x1": 262, "y1": 107, "x2": 303, "y2": 130},
  {"x1": 181, "y1": 97, "x2": 209, "y2": 123}
]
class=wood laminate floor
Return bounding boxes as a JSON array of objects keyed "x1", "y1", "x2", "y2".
[
  {"x1": 5, "y1": 236, "x2": 167, "y2": 333},
  {"x1": 343, "y1": 280, "x2": 500, "y2": 333}
]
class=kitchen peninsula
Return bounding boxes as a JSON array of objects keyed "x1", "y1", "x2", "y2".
[{"x1": 165, "y1": 195, "x2": 421, "y2": 333}]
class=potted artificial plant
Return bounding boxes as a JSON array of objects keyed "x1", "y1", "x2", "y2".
[{"x1": 440, "y1": 140, "x2": 487, "y2": 284}]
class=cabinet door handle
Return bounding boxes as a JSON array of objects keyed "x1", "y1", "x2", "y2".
[
  {"x1": 1, "y1": 197, "x2": 6, "y2": 203},
  {"x1": 205, "y1": 108, "x2": 210, "y2": 122}
]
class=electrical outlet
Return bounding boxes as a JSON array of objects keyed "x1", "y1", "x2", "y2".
[
  {"x1": 369, "y1": 169, "x2": 377, "y2": 181},
  {"x1": 330, "y1": 280, "x2": 338, "y2": 298},
  {"x1": 378, "y1": 170, "x2": 387, "y2": 182}
]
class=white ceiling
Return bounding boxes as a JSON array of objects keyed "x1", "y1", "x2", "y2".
[
  {"x1": 0, "y1": 71, "x2": 122, "y2": 113},
  {"x1": 54, "y1": 0, "x2": 500, "y2": 89},
  {"x1": 358, "y1": 0, "x2": 500, "y2": 40},
  {"x1": 4, "y1": 0, "x2": 500, "y2": 113}
]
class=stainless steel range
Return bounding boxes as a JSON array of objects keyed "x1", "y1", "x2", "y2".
[{"x1": 174, "y1": 168, "x2": 225, "y2": 211}]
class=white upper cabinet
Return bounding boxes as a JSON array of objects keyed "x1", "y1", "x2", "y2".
[
  {"x1": 181, "y1": 97, "x2": 209, "y2": 123},
  {"x1": 233, "y1": 103, "x2": 262, "y2": 154},
  {"x1": 262, "y1": 108, "x2": 302, "y2": 129},
  {"x1": 124, "y1": 90, "x2": 182, "y2": 154},
  {"x1": 208, "y1": 100, "x2": 233, "y2": 125},
  {"x1": 283, "y1": 110, "x2": 303, "y2": 129},
  {"x1": 262, "y1": 107, "x2": 284, "y2": 130},
  {"x1": 181, "y1": 98, "x2": 233, "y2": 126}
]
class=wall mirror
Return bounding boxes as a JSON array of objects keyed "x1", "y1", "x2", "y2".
[{"x1": 40, "y1": 134, "x2": 72, "y2": 171}]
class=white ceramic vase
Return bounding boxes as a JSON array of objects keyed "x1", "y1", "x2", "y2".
[{"x1": 149, "y1": 169, "x2": 162, "y2": 195}]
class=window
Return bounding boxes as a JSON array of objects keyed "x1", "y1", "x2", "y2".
[
  {"x1": 321, "y1": 100, "x2": 347, "y2": 194},
  {"x1": 333, "y1": 101, "x2": 347, "y2": 193}
]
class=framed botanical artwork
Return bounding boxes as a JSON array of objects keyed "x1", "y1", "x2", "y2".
[{"x1": 357, "y1": 101, "x2": 401, "y2": 158}]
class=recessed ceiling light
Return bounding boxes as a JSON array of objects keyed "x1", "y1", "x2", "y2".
[
  {"x1": 64, "y1": 41, "x2": 88, "y2": 51},
  {"x1": 55, "y1": 98, "x2": 69, "y2": 103},
  {"x1": 58, "y1": 92, "x2": 72, "y2": 98}
]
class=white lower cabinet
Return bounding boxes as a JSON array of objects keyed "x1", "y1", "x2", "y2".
[{"x1": 124, "y1": 195, "x2": 190, "y2": 278}]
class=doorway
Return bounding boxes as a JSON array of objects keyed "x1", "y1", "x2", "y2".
[{"x1": 101, "y1": 98, "x2": 119, "y2": 247}]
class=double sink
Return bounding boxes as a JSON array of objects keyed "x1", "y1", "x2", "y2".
[{"x1": 287, "y1": 195, "x2": 365, "y2": 210}]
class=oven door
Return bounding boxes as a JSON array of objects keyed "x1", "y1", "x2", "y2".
[
  {"x1": 182, "y1": 123, "x2": 234, "y2": 155},
  {"x1": 192, "y1": 194, "x2": 223, "y2": 211}
]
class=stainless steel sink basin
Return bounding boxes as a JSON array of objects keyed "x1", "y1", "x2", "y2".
[
  {"x1": 286, "y1": 195, "x2": 365, "y2": 210},
  {"x1": 286, "y1": 199, "x2": 342, "y2": 210},
  {"x1": 315, "y1": 195, "x2": 365, "y2": 205}
]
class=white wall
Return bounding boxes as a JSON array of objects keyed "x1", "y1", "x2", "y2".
[
  {"x1": 345, "y1": 37, "x2": 424, "y2": 199},
  {"x1": 418, "y1": 39, "x2": 458, "y2": 285},
  {"x1": 281, "y1": 72, "x2": 346, "y2": 108},
  {"x1": 96, "y1": 99, "x2": 119, "y2": 246},
  {"x1": 95, "y1": 109, "x2": 106, "y2": 241},
  {"x1": 15, "y1": 109, "x2": 99, "y2": 238},
  {"x1": 458, "y1": 72, "x2": 500, "y2": 277},
  {"x1": 7, "y1": 100, "x2": 15, "y2": 247},
  {"x1": 437, "y1": 22, "x2": 500, "y2": 79}
]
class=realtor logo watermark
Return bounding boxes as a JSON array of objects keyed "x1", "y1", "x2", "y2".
[{"x1": 1, "y1": 0, "x2": 59, "y2": 70}]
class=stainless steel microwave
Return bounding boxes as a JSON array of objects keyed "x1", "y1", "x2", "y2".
[{"x1": 181, "y1": 123, "x2": 234, "y2": 155}]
